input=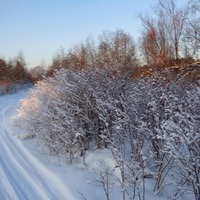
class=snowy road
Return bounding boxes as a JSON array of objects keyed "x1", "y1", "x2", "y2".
[{"x1": 0, "y1": 91, "x2": 75, "y2": 200}]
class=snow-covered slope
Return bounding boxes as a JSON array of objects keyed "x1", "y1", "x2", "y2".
[{"x1": 0, "y1": 91, "x2": 75, "y2": 200}]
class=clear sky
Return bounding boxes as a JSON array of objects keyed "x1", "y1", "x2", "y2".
[{"x1": 0, "y1": 0, "x2": 187, "y2": 68}]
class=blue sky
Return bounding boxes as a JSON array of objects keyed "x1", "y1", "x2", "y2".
[{"x1": 0, "y1": 0, "x2": 187, "y2": 68}]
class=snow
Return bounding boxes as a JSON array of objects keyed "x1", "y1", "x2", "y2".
[
  {"x1": 0, "y1": 91, "x2": 75, "y2": 200},
  {"x1": 0, "y1": 89, "x2": 192, "y2": 200}
]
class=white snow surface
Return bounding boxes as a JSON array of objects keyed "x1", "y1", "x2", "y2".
[
  {"x1": 0, "y1": 91, "x2": 75, "y2": 200},
  {"x1": 0, "y1": 90, "x2": 168, "y2": 200}
]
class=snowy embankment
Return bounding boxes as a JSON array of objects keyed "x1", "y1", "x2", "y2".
[{"x1": 0, "y1": 90, "x2": 169, "y2": 200}]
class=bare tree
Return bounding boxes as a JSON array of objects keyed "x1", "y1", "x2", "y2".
[
  {"x1": 30, "y1": 66, "x2": 46, "y2": 82},
  {"x1": 0, "y1": 58, "x2": 9, "y2": 80},
  {"x1": 184, "y1": 0, "x2": 200, "y2": 59},
  {"x1": 139, "y1": 16, "x2": 172, "y2": 65},
  {"x1": 157, "y1": 0, "x2": 189, "y2": 61},
  {"x1": 97, "y1": 29, "x2": 138, "y2": 69},
  {"x1": 140, "y1": 0, "x2": 189, "y2": 65}
]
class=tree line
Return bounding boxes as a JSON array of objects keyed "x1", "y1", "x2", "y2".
[
  {"x1": 30, "y1": 0, "x2": 200, "y2": 81},
  {"x1": 0, "y1": 52, "x2": 31, "y2": 83},
  {"x1": 1, "y1": 0, "x2": 200, "y2": 83}
]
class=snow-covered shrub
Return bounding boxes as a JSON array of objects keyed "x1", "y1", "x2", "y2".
[
  {"x1": 15, "y1": 66, "x2": 200, "y2": 199},
  {"x1": 134, "y1": 78, "x2": 200, "y2": 199},
  {"x1": 92, "y1": 160, "x2": 115, "y2": 200},
  {"x1": 15, "y1": 68, "x2": 109, "y2": 162},
  {"x1": 15, "y1": 80, "x2": 55, "y2": 139},
  {"x1": 163, "y1": 85, "x2": 200, "y2": 200}
]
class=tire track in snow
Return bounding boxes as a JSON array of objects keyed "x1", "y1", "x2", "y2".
[
  {"x1": 0, "y1": 128, "x2": 48, "y2": 200},
  {"x1": 0, "y1": 105, "x2": 50, "y2": 200},
  {"x1": 0, "y1": 164, "x2": 18, "y2": 200}
]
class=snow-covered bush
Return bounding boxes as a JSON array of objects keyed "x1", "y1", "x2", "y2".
[
  {"x1": 15, "y1": 68, "x2": 112, "y2": 162},
  {"x1": 163, "y1": 86, "x2": 200, "y2": 200},
  {"x1": 15, "y1": 66, "x2": 200, "y2": 199}
]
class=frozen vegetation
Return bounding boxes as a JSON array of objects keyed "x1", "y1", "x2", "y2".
[{"x1": 14, "y1": 66, "x2": 200, "y2": 200}]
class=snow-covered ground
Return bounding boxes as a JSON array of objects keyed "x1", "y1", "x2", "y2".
[
  {"x1": 0, "y1": 90, "x2": 169, "y2": 200},
  {"x1": 0, "y1": 91, "x2": 76, "y2": 200}
]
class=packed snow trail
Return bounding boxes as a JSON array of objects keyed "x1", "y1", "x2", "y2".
[{"x1": 0, "y1": 91, "x2": 75, "y2": 200}]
